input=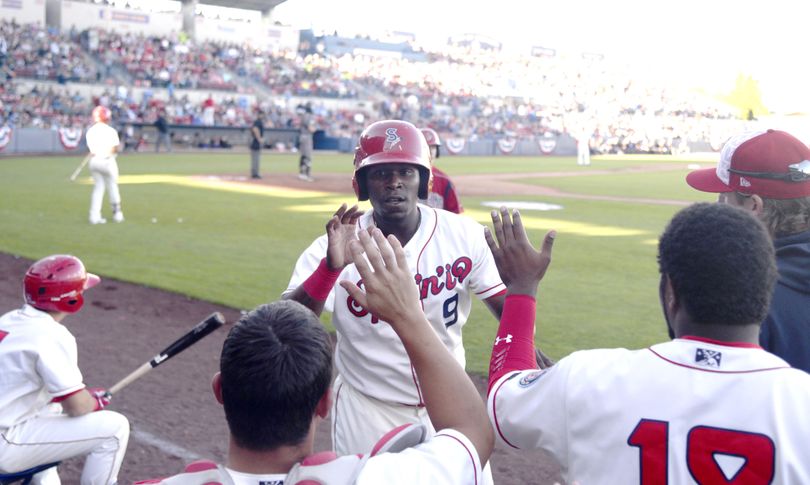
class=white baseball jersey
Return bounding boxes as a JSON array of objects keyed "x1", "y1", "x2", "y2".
[
  {"x1": 0, "y1": 305, "x2": 85, "y2": 430},
  {"x1": 488, "y1": 337, "x2": 810, "y2": 484},
  {"x1": 86, "y1": 122, "x2": 120, "y2": 160},
  {"x1": 151, "y1": 428, "x2": 481, "y2": 485},
  {"x1": 285, "y1": 204, "x2": 505, "y2": 405}
]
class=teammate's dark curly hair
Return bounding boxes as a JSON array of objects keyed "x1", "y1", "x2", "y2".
[
  {"x1": 658, "y1": 203, "x2": 777, "y2": 326},
  {"x1": 220, "y1": 300, "x2": 332, "y2": 450}
]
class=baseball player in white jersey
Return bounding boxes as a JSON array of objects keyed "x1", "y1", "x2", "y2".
[
  {"x1": 0, "y1": 255, "x2": 129, "y2": 484},
  {"x1": 86, "y1": 106, "x2": 124, "y2": 225},
  {"x1": 484, "y1": 203, "x2": 810, "y2": 484},
  {"x1": 284, "y1": 120, "x2": 504, "y2": 481},
  {"x1": 139, "y1": 236, "x2": 492, "y2": 485}
]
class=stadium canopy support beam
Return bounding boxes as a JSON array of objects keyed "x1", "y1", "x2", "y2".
[
  {"x1": 181, "y1": 0, "x2": 197, "y2": 41},
  {"x1": 45, "y1": 0, "x2": 61, "y2": 31}
]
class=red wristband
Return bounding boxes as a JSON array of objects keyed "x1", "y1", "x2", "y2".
[
  {"x1": 302, "y1": 258, "x2": 342, "y2": 301},
  {"x1": 488, "y1": 294, "x2": 538, "y2": 394}
]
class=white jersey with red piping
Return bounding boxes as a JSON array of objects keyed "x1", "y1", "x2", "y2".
[
  {"x1": 285, "y1": 204, "x2": 504, "y2": 405},
  {"x1": 488, "y1": 337, "x2": 810, "y2": 484}
]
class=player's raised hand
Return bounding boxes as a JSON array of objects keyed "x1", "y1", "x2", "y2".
[
  {"x1": 339, "y1": 229, "x2": 422, "y2": 331},
  {"x1": 325, "y1": 203, "x2": 364, "y2": 270},
  {"x1": 485, "y1": 206, "x2": 556, "y2": 296}
]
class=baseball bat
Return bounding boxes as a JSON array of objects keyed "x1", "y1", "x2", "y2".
[
  {"x1": 107, "y1": 312, "x2": 226, "y2": 395},
  {"x1": 69, "y1": 155, "x2": 91, "y2": 181}
]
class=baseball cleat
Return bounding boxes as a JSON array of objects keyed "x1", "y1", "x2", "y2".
[
  {"x1": 113, "y1": 212, "x2": 125, "y2": 223},
  {"x1": 89, "y1": 217, "x2": 107, "y2": 225}
]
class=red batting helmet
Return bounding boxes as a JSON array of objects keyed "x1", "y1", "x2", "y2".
[
  {"x1": 421, "y1": 128, "x2": 442, "y2": 159},
  {"x1": 353, "y1": 120, "x2": 433, "y2": 201},
  {"x1": 24, "y1": 255, "x2": 100, "y2": 314},
  {"x1": 92, "y1": 106, "x2": 111, "y2": 124}
]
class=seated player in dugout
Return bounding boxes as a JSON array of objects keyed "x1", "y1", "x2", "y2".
[
  {"x1": 137, "y1": 229, "x2": 493, "y2": 484},
  {"x1": 0, "y1": 255, "x2": 130, "y2": 485},
  {"x1": 485, "y1": 203, "x2": 810, "y2": 483},
  {"x1": 283, "y1": 120, "x2": 504, "y2": 484},
  {"x1": 420, "y1": 127, "x2": 463, "y2": 214}
]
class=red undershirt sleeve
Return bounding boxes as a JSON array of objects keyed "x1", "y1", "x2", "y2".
[
  {"x1": 301, "y1": 258, "x2": 341, "y2": 301},
  {"x1": 488, "y1": 294, "x2": 538, "y2": 394}
]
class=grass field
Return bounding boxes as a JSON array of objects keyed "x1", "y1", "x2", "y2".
[{"x1": 0, "y1": 151, "x2": 717, "y2": 373}]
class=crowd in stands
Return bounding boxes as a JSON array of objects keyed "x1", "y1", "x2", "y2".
[
  {"x1": 0, "y1": 20, "x2": 746, "y2": 154},
  {"x1": 85, "y1": 29, "x2": 240, "y2": 91},
  {"x1": 237, "y1": 51, "x2": 360, "y2": 98},
  {"x1": 0, "y1": 19, "x2": 98, "y2": 84}
]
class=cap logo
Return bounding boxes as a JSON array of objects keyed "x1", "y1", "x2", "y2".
[
  {"x1": 384, "y1": 127, "x2": 401, "y2": 152},
  {"x1": 739, "y1": 177, "x2": 751, "y2": 187}
]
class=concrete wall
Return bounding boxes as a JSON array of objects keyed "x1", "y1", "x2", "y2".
[
  {"x1": 0, "y1": 0, "x2": 45, "y2": 25},
  {"x1": 61, "y1": 0, "x2": 181, "y2": 36},
  {"x1": 0, "y1": 127, "x2": 86, "y2": 154}
]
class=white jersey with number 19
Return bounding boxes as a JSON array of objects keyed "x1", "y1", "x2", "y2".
[{"x1": 488, "y1": 337, "x2": 810, "y2": 484}]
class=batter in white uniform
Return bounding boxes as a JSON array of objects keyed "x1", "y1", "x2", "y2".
[
  {"x1": 86, "y1": 106, "x2": 124, "y2": 225},
  {"x1": 0, "y1": 255, "x2": 130, "y2": 485},
  {"x1": 284, "y1": 121, "x2": 505, "y2": 472},
  {"x1": 485, "y1": 203, "x2": 810, "y2": 484}
]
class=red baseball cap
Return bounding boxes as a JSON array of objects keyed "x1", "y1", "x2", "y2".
[{"x1": 686, "y1": 129, "x2": 810, "y2": 199}]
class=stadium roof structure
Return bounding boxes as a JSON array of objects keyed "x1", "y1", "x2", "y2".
[{"x1": 199, "y1": 0, "x2": 287, "y2": 13}]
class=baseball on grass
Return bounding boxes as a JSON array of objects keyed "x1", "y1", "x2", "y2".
[{"x1": 151, "y1": 217, "x2": 158, "y2": 224}]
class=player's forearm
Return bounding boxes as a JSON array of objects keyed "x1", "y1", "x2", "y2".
[
  {"x1": 61, "y1": 389, "x2": 99, "y2": 417},
  {"x1": 488, "y1": 294, "x2": 538, "y2": 394},
  {"x1": 282, "y1": 286, "x2": 327, "y2": 316},
  {"x1": 396, "y1": 315, "x2": 494, "y2": 465},
  {"x1": 282, "y1": 259, "x2": 341, "y2": 316}
]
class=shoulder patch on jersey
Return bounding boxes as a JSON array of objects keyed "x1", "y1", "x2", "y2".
[
  {"x1": 518, "y1": 369, "x2": 548, "y2": 387},
  {"x1": 695, "y1": 348, "x2": 722, "y2": 368}
]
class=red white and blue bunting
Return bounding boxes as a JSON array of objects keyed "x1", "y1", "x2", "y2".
[
  {"x1": 445, "y1": 137, "x2": 466, "y2": 155},
  {"x1": 58, "y1": 127, "x2": 83, "y2": 150},
  {"x1": 0, "y1": 125, "x2": 11, "y2": 151},
  {"x1": 497, "y1": 138, "x2": 517, "y2": 154},
  {"x1": 538, "y1": 133, "x2": 557, "y2": 154}
]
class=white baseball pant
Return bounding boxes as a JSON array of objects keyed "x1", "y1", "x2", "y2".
[
  {"x1": 88, "y1": 156, "x2": 121, "y2": 221},
  {"x1": 331, "y1": 374, "x2": 494, "y2": 485},
  {"x1": 0, "y1": 406, "x2": 129, "y2": 485}
]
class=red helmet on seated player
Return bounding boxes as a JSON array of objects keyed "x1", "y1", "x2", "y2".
[
  {"x1": 92, "y1": 105, "x2": 111, "y2": 124},
  {"x1": 24, "y1": 255, "x2": 101, "y2": 313},
  {"x1": 420, "y1": 128, "x2": 442, "y2": 159},
  {"x1": 353, "y1": 120, "x2": 433, "y2": 201}
]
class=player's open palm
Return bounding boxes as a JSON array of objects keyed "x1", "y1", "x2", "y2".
[
  {"x1": 485, "y1": 207, "x2": 556, "y2": 296},
  {"x1": 325, "y1": 203, "x2": 364, "y2": 270},
  {"x1": 340, "y1": 229, "x2": 422, "y2": 329}
]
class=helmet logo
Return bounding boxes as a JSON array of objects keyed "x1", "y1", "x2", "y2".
[{"x1": 384, "y1": 127, "x2": 402, "y2": 152}]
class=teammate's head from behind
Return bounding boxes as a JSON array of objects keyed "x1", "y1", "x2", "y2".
[
  {"x1": 657, "y1": 203, "x2": 777, "y2": 338},
  {"x1": 686, "y1": 129, "x2": 810, "y2": 238},
  {"x1": 420, "y1": 127, "x2": 441, "y2": 161},
  {"x1": 214, "y1": 300, "x2": 332, "y2": 451},
  {"x1": 352, "y1": 121, "x2": 433, "y2": 219},
  {"x1": 24, "y1": 254, "x2": 100, "y2": 318}
]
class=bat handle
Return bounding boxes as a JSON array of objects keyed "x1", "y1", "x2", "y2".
[{"x1": 108, "y1": 362, "x2": 153, "y2": 395}]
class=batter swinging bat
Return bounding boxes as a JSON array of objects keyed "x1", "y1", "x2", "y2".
[{"x1": 108, "y1": 312, "x2": 226, "y2": 395}]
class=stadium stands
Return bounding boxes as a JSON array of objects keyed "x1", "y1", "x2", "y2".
[{"x1": 0, "y1": 20, "x2": 744, "y2": 154}]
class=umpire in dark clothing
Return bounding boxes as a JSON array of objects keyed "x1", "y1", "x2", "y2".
[
  {"x1": 250, "y1": 112, "x2": 265, "y2": 179},
  {"x1": 154, "y1": 110, "x2": 171, "y2": 152}
]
